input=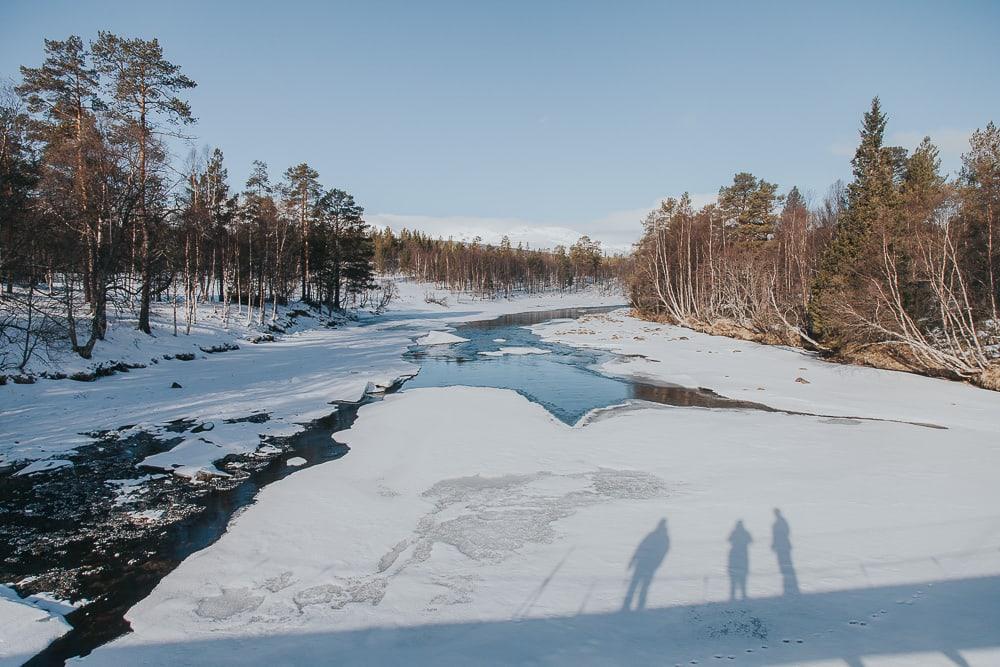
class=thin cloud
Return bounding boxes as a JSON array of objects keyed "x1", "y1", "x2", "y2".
[
  {"x1": 889, "y1": 128, "x2": 971, "y2": 160},
  {"x1": 369, "y1": 194, "x2": 718, "y2": 254},
  {"x1": 830, "y1": 128, "x2": 973, "y2": 171}
]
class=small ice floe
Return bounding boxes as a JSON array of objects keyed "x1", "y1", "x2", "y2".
[
  {"x1": 416, "y1": 330, "x2": 470, "y2": 346},
  {"x1": 106, "y1": 474, "x2": 165, "y2": 506},
  {"x1": 479, "y1": 346, "x2": 551, "y2": 357},
  {"x1": 14, "y1": 459, "x2": 73, "y2": 476},
  {"x1": 254, "y1": 445, "x2": 282, "y2": 457},
  {"x1": 22, "y1": 592, "x2": 88, "y2": 616},
  {"x1": 286, "y1": 457, "x2": 307, "y2": 467},
  {"x1": 493, "y1": 338, "x2": 507, "y2": 343}
]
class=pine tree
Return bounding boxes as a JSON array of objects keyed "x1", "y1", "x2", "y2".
[
  {"x1": 960, "y1": 122, "x2": 1000, "y2": 319},
  {"x1": 18, "y1": 36, "x2": 111, "y2": 353},
  {"x1": 718, "y1": 172, "x2": 781, "y2": 241},
  {"x1": 281, "y1": 163, "x2": 320, "y2": 300},
  {"x1": 92, "y1": 32, "x2": 196, "y2": 334},
  {"x1": 0, "y1": 85, "x2": 37, "y2": 294},
  {"x1": 809, "y1": 97, "x2": 904, "y2": 341},
  {"x1": 314, "y1": 188, "x2": 372, "y2": 312}
]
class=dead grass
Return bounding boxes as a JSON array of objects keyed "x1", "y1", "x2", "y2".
[
  {"x1": 632, "y1": 308, "x2": 1000, "y2": 393},
  {"x1": 974, "y1": 364, "x2": 1000, "y2": 391}
]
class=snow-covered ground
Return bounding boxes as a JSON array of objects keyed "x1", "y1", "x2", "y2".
[
  {"x1": 531, "y1": 310, "x2": 1000, "y2": 432},
  {"x1": 0, "y1": 280, "x2": 621, "y2": 474},
  {"x1": 76, "y1": 309, "x2": 1000, "y2": 666},
  {"x1": 0, "y1": 586, "x2": 73, "y2": 667},
  {"x1": 0, "y1": 281, "x2": 622, "y2": 662}
]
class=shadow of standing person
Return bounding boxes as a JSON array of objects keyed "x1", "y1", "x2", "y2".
[
  {"x1": 622, "y1": 518, "x2": 669, "y2": 612},
  {"x1": 772, "y1": 508, "x2": 800, "y2": 595},
  {"x1": 728, "y1": 520, "x2": 752, "y2": 601}
]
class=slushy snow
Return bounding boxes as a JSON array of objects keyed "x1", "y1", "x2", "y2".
[
  {"x1": 415, "y1": 330, "x2": 470, "y2": 346},
  {"x1": 478, "y1": 346, "x2": 551, "y2": 357}
]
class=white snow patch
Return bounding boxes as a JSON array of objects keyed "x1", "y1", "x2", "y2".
[
  {"x1": 416, "y1": 330, "x2": 470, "y2": 346},
  {"x1": 0, "y1": 585, "x2": 71, "y2": 666},
  {"x1": 286, "y1": 457, "x2": 307, "y2": 467},
  {"x1": 479, "y1": 346, "x2": 550, "y2": 357},
  {"x1": 14, "y1": 459, "x2": 73, "y2": 476}
]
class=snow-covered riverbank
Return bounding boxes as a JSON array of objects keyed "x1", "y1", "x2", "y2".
[
  {"x1": 0, "y1": 282, "x2": 623, "y2": 663},
  {"x1": 533, "y1": 309, "x2": 1000, "y2": 433},
  {"x1": 76, "y1": 310, "x2": 1000, "y2": 666},
  {"x1": 1, "y1": 282, "x2": 622, "y2": 473}
]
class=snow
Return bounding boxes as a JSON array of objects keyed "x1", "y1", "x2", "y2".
[
  {"x1": 79, "y1": 376, "x2": 1000, "y2": 665},
  {"x1": 415, "y1": 330, "x2": 470, "y2": 346},
  {"x1": 532, "y1": 309, "x2": 1000, "y2": 432},
  {"x1": 478, "y1": 346, "x2": 551, "y2": 357},
  {"x1": 13, "y1": 459, "x2": 73, "y2": 476},
  {"x1": 1, "y1": 279, "x2": 622, "y2": 476},
  {"x1": 17, "y1": 297, "x2": 999, "y2": 665},
  {"x1": 107, "y1": 474, "x2": 166, "y2": 506},
  {"x1": 0, "y1": 585, "x2": 72, "y2": 666},
  {"x1": 285, "y1": 457, "x2": 307, "y2": 467}
]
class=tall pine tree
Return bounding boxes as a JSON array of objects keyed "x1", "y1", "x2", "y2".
[{"x1": 809, "y1": 97, "x2": 903, "y2": 342}]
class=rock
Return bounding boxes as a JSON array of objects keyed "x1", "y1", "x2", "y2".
[
  {"x1": 795, "y1": 377, "x2": 810, "y2": 384},
  {"x1": 171, "y1": 382, "x2": 183, "y2": 389}
]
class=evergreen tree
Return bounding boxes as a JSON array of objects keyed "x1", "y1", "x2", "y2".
[
  {"x1": 92, "y1": 32, "x2": 196, "y2": 334},
  {"x1": 18, "y1": 36, "x2": 113, "y2": 352},
  {"x1": 809, "y1": 97, "x2": 904, "y2": 341},
  {"x1": 718, "y1": 172, "x2": 780, "y2": 241},
  {"x1": 0, "y1": 85, "x2": 38, "y2": 293},
  {"x1": 959, "y1": 122, "x2": 1000, "y2": 319},
  {"x1": 281, "y1": 163, "x2": 320, "y2": 300},
  {"x1": 314, "y1": 188, "x2": 372, "y2": 312}
]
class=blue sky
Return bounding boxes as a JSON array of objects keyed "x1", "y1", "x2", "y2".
[{"x1": 3, "y1": 0, "x2": 999, "y2": 249}]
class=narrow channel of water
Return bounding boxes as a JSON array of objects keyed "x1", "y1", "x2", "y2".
[{"x1": 404, "y1": 306, "x2": 766, "y2": 424}]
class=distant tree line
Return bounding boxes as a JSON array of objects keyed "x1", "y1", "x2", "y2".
[
  {"x1": 373, "y1": 229, "x2": 619, "y2": 296},
  {"x1": 630, "y1": 98, "x2": 999, "y2": 386}
]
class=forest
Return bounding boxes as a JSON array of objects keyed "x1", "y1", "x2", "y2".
[
  {"x1": 629, "y1": 99, "x2": 1000, "y2": 388},
  {"x1": 0, "y1": 34, "x2": 613, "y2": 371}
]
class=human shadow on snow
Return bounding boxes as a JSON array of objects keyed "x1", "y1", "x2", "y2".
[
  {"x1": 622, "y1": 518, "x2": 669, "y2": 611},
  {"x1": 728, "y1": 519, "x2": 753, "y2": 601}
]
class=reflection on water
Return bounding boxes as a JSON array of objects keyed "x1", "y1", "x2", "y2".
[{"x1": 405, "y1": 306, "x2": 768, "y2": 424}]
